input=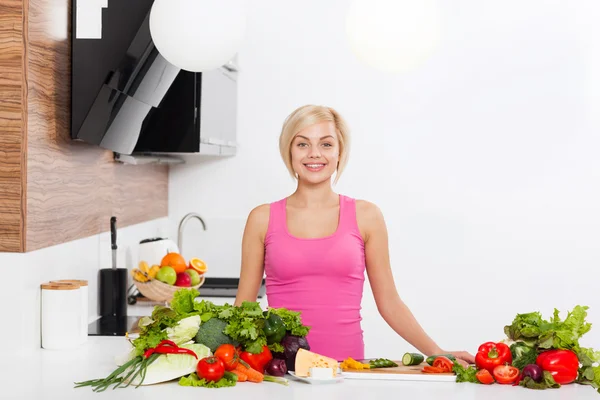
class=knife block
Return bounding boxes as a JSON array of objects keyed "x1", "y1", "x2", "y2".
[{"x1": 98, "y1": 268, "x2": 128, "y2": 318}]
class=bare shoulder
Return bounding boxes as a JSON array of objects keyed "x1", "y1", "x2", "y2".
[
  {"x1": 355, "y1": 199, "x2": 386, "y2": 241},
  {"x1": 245, "y1": 204, "x2": 270, "y2": 239},
  {"x1": 356, "y1": 199, "x2": 384, "y2": 221},
  {"x1": 248, "y1": 203, "x2": 270, "y2": 222}
]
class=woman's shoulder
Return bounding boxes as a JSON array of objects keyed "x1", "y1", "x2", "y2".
[{"x1": 353, "y1": 198, "x2": 385, "y2": 228}]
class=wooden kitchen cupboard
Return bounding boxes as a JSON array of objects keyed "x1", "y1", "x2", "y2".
[{"x1": 0, "y1": 0, "x2": 168, "y2": 252}]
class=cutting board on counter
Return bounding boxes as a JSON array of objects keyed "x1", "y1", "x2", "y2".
[{"x1": 342, "y1": 361, "x2": 456, "y2": 382}]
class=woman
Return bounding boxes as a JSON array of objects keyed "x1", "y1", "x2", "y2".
[{"x1": 235, "y1": 104, "x2": 474, "y2": 365}]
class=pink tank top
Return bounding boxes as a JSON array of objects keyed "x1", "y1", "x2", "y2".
[{"x1": 264, "y1": 194, "x2": 366, "y2": 361}]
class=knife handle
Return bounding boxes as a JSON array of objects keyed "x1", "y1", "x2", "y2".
[{"x1": 110, "y1": 216, "x2": 117, "y2": 250}]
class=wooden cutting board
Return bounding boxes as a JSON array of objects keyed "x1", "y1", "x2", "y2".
[{"x1": 342, "y1": 360, "x2": 456, "y2": 382}]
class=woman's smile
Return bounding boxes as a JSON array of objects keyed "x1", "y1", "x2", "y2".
[{"x1": 304, "y1": 162, "x2": 327, "y2": 172}]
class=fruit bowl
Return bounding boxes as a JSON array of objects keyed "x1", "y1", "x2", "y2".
[{"x1": 134, "y1": 275, "x2": 205, "y2": 303}]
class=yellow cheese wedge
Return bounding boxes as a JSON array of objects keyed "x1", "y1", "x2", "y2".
[{"x1": 295, "y1": 348, "x2": 339, "y2": 377}]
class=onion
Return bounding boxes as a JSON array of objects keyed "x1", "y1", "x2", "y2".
[
  {"x1": 265, "y1": 359, "x2": 287, "y2": 377},
  {"x1": 522, "y1": 364, "x2": 543, "y2": 382}
]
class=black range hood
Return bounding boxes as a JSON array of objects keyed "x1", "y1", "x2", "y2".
[{"x1": 71, "y1": 0, "x2": 238, "y2": 159}]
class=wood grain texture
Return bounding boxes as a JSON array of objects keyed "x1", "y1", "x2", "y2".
[
  {"x1": 0, "y1": 0, "x2": 26, "y2": 252},
  {"x1": 23, "y1": 0, "x2": 168, "y2": 251}
]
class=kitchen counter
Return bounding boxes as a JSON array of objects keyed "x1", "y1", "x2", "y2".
[{"x1": 6, "y1": 337, "x2": 599, "y2": 399}]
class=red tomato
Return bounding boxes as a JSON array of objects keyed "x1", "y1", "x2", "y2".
[
  {"x1": 197, "y1": 356, "x2": 225, "y2": 382},
  {"x1": 433, "y1": 356, "x2": 454, "y2": 373},
  {"x1": 493, "y1": 365, "x2": 520, "y2": 384},
  {"x1": 422, "y1": 365, "x2": 446, "y2": 373},
  {"x1": 476, "y1": 369, "x2": 495, "y2": 385},
  {"x1": 214, "y1": 344, "x2": 239, "y2": 371}
]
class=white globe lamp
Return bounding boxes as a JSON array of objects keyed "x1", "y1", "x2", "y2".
[
  {"x1": 149, "y1": 0, "x2": 247, "y2": 72},
  {"x1": 345, "y1": 0, "x2": 442, "y2": 74}
]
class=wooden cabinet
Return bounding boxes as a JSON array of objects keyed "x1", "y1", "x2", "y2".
[{"x1": 0, "y1": 0, "x2": 168, "y2": 252}]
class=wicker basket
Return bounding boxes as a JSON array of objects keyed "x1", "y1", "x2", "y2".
[{"x1": 134, "y1": 275, "x2": 205, "y2": 303}]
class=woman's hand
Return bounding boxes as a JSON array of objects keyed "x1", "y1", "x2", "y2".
[{"x1": 445, "y1": 350, "x2": 476, "y2": 367}]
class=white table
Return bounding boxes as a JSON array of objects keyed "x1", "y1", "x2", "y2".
[{"x1": 5, "y1": 336, "x2": 598, "y2": 399}]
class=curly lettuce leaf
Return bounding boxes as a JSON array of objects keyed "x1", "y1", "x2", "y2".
[
  {"x1": 179, "y1": 372, "x2": 237, "y2": 388},
  {"x1": 452, "y1": 361, "x2": 479, "y2": 383},
  {"x1": 268, "y1": 307, "x2": 311, "y2": 337}
]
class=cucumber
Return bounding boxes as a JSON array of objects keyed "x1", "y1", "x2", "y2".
[
  {"x1": 369, "y1": 358, "x2": 398, "y2": 368},
  {"x1": 402, "y1": 353, "x2": 425, "y2": 366},
  {"x1": 426, "y1": 354, "x2": 456, "y2": 366}
]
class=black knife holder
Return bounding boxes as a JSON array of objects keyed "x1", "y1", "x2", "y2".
[{"x1": 99, "y1": 268, "x2": 128, "y2": 318}]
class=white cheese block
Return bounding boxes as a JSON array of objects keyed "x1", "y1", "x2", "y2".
[{"x1": 309, "y1": 367, "x2": 335, "y2": 379}]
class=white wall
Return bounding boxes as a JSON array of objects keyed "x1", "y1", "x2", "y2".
[
  {"x1": 0, "y1": 218, "x2": 169, "y2": 351},
  {"x1": 169, "y1": 0, "x2": 600, "y2": 359}
]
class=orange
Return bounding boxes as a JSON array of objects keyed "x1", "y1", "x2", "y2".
[
  {"x1": 188, "y1": 258, "x2": 207, "y2": 274},
  {"x1": 160, "y1": 252, "x2": 187, "y2": 274}
]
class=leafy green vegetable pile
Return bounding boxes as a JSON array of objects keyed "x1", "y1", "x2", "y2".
[
  {"x1": 168, "y1": 288, "x2": 310, "y2": 354},
  {"x1": 453, "y1": 305, "x2": 600, "y2": 393},
  {"x1": 76, "y1": 288, "x2": 310, "y2": 391},
  {"x1": 504, "y1": 305, "x2": 600, "y2": 392}
]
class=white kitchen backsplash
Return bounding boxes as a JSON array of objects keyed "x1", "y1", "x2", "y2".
[{"x1": 0, "y1": 217, "x2": 169, "y2": 351}]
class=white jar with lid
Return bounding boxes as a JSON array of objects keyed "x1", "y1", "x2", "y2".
[
  {"x1": 41, "y1": 282, "x2": 81, "y2": 350},
  {"x1": 51, "y1": 279, "x2": 88, "y2": 344}
]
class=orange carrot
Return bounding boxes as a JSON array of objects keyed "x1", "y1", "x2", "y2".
[
  {"x1": 235, "y1": 363, "x2": 264, "y2": 383},
  {"x1": 231, "y1": 369, "x2": 248, "y2": 382}
]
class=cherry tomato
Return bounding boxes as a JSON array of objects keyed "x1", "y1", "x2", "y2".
[
  {"x1": 492, "y1": 365, "x2": 520, "y2": 384},
  {"x1": 196, "y1": 356, "x2": 225, "y2": 382},
  {"x1": 476, "y1": 369, "x2": 495, "y2": 384},
  {"x1": 214, "y1": 344, "x2": 239, "y2": 371},
  {"x1": 433, "y1": 356, "x2": 454, "y2": 373}
]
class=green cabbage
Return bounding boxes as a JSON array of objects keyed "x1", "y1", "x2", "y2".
[{"x1": 165, "y1": 315, "x2": 201, "y2": 345}]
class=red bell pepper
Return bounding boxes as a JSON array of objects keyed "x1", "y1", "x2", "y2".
[
  {"x1": 240, "y1": 345, "x2": 273, "y2": 373},
  {"x1": 536, "y1": 349, "x2": 579, "y2": 384},
  {"x1": 475, "y1": 342, "x2": 513, "y2": 373}
]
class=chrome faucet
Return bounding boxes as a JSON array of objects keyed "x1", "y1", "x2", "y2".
[{"x1": 177, "y1": 212, "x2": 207, "y2": 255}]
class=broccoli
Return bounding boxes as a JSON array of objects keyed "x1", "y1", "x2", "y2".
[{"x1": 194, "y1": 318, "x2": 238, "y2": 352}]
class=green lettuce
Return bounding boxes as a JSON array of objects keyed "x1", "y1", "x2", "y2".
[{"x1": 179, "y1": 372, "x2": 237, "y2": 388}]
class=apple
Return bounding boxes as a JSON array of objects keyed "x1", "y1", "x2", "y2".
[
  {"x1": 185, "y1": 268, "x2": 200, "y2": 286},
  {"x1": 156, "y1": 266, "x2": 177, "y2": 285},
  {"x1": 175, "y1": 272, "x2": 191, "y2": 287}
]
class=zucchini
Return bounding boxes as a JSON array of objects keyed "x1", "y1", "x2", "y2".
[
  {"x1": 402, "y1": 352, "x2": 425, "y2": 366},
  {"x1": 426, "y1": 354, "x2": 456, "y2": 366}
]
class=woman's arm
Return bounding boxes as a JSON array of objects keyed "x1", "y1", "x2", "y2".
[
  {"x1": 357, "y1": 200, "x2": 475, "y2": 364},
  {"x1": 234, "y1": 204, "x2": 270, "y2": 306}
]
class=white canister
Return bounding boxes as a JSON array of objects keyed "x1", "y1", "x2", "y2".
[
  {"x1": 51, "y1": 279, "x2": 88, "y2": 344},
  {"x1": 41, "y1": 282, "x2": 81, "y2": 350}
]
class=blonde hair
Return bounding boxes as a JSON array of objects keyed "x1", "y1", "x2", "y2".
[{"x1": 279, "y1": 105, "x2": 350, "y2": 184}]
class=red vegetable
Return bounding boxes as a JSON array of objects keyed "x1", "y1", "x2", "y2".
[
  {"x1": 143, "y1": 343, "x2": 198, "y2": 359},
  {"x1": 536, "y1": 350, "x2": 579, "y2": 385},
  {"x1": 214, "y1": 344, "x2": 240, "y2": 371},
  {"x1": 433, "y1": 356, "x2": 454, "y2": 373},
  {"x1": 240, "y1": 345, "x2": 273, "y2": 374},
  {"x1": 475, "y1": 342, "x2": 513, "y2": 373},
  {"x1": 476, "y1": 369, "x2": 495, "y2": 385},
  {"x1": 197, "y1": 356, "x2": 225, "y2": 382},
  {"x1": 493, "y1": 365, "x2": 520, "y2": 384}
]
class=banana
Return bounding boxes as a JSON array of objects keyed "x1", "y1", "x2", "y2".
[
  {"x1": 148, "y1": 265, "x2": 160, "y2": 279},
  {"x1": 139, "y1": 261, "x2": 150, "y2": 274},
  {"x1": 131, "y1": 268, "x2": 150, "y2": 282}
]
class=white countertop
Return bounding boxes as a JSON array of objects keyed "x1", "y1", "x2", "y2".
[{"x1": 5, "y1": 336, "x2": 599, "y2": 399}]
